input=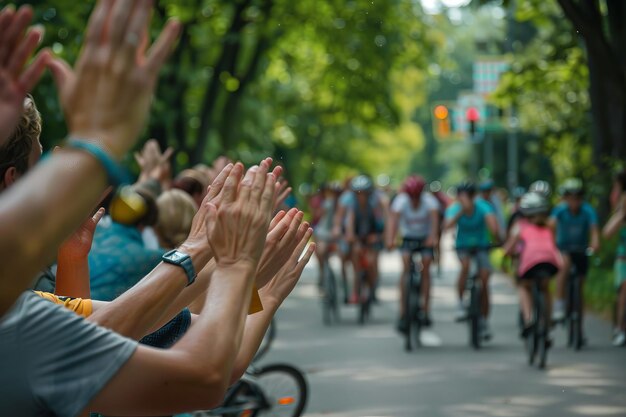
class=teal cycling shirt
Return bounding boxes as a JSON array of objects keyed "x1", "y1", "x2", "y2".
[
  {"x1": 550, "y1": 202, "x2": 598, "y2": 252},
  {"x1": 445, "y1": 199, "x2": 494, "y2": 248}
]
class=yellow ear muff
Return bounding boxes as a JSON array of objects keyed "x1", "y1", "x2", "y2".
[{"x1": 109, "y1": 186, "x2": 148, "y2": 225}]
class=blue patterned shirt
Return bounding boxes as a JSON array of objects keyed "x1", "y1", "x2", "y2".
[{"x1": 89, "y1": 218, "x2": 164, "y2": 301}]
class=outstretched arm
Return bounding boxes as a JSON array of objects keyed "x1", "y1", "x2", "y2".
[{"x1": 0, "y1": 0, "x2": 181, "y2": 315}]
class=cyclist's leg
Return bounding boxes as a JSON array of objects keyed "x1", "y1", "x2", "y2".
[
  {"x1": 421, "y1": 249, "x2": 434, "y2": 316},
  {"x1": 350, "y1": 241, "x2": 364, "y2": 303},
  {"x1": 554, "y1": 252, "x2": 571, "y2": 318},
  {"x1": 456, "y1": 250, "x2": 470, "y2": 319},
  {"x1": 518, "y1": 278, "x2": 533, "y2": 325},
  {"x1": 399, "y1": 250, "x2": 411, "y2": 318},
  {"x1": 365, "y1": 244, "x2": 378, "y2": 290},
  {"x1": 315, "y1": 239, "x2": 328, "y2": 287},
  {"x1": 619, "y1": 282, "x2": 626, "y2": 331},
  {"x1": 478, "y1": 250, "x2": 492, "y2": 319},
  {"x1": 573, "y1": 253, "x2": 589, "y2": 326}
]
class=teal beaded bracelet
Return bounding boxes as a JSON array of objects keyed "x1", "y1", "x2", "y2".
[{"x1": 66, "y1": 139, "x2": 131, "y2": 186}]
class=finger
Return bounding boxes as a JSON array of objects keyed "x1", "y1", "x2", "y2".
[
  {"x1": 295, "y1": 242, "x2": 316, "y2": 274},
  {"x1": 145, "y1": 19, "x2": 181, "y2": 74},
  {"x1": 82, "y1": 0, "x2": 114, "y2": 55},
  {"x1": 294, "y1": 220, "x2": 310, "y2": 242},
  {"x1": 221, "y1": 162, "x2": 243, "y2": 204},
  {"x1": 239, "y1": 165, "x2": 258, "y2": 202},
  {"x1": 271, "y1": 165, "x2": 283, "y2": 179},
  {"x1": 0, "y1": 7, "x2": 16, "y2": 41},
  {"x1": 290, "y1": 227, "x2": 313, "y2": 265},
  {"x1": 250, "y1": 160, "x2": 271, "y2": 204},
  {"x1": 46, "y1": 55, "x2": 75, "y2": 93},
  {"x1": 109, "y1": 0, "x2": 136, "y2": 49},
  {"x1": 92, "y1": 207, "x2": 106, "y2": 224},
  {"x1": 120, "y1": 0, "x2": 151, "y2": 65},
  {"x1": 7, "y1": 25, "x2": 43, "y2": 77},
  {"x1": 260, "y1": 172, "x2": 277, "y2": 215},
  {"x1": 0, "y1": 5, "x2": 33, "y2": 65},
  {"x1": 269, "y1": 210, "x2": 286, "y2": 231},
  {"x1": 161, "y1": 147, "x2": 174, "y2": 162},
  {"x1": 206, "y1": 163, "x2": 233, "y2": 200},
  {"x1": 19, "y1": 49, "x2": 50, "y2": 92},
  {"x1": 265, "y1": 215, "x2": 291, "y2": 246},
  {"x1": 283, "y1": 211, "x2": 304, "y2": 242}
]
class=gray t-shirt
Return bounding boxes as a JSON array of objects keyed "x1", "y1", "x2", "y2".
[{"x1": 0, "y1": 292, "x2": 138, "y2": 417}]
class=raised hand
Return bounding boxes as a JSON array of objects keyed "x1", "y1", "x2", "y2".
[
  {"x1": 58, "y1": 207, "x2": 105, "y2": 260},
  {"x1": 47, "y1": 0, "x2": 181, "y2": 159},
  {"x1": 256, "y1": 209, "x2": 309, "y2": 289},
  {"x1": 135, "y1": 139, "x2": 174, "y2": 185},
  {"x1": 273, "y1": 176, "x2": 293, "y2": 213},
  {"x1": 0, "y1": 5, "x2": 49, "y2": 144},
  {"x1": 205, "y1": 160, "x2": 276, "y2": 269},
  {"x1": 259, "y1": 227, "x2": 315, "y2": 306}
]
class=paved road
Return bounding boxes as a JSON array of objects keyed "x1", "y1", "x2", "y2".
[{"x1": 258, "y1": 237, "x2": 626, "y2": 417}]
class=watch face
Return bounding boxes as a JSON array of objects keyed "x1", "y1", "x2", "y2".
[{"x1": 170, "y1": 252, "x2": 183, "y2": 261}]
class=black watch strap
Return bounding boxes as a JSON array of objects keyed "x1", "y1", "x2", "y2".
[{"x1": 162, "y1": 249, "x2": 196, "y2": 286}]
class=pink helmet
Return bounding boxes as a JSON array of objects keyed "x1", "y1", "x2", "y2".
[{"x1": 403, "y1": 175, "x2": 426, "y2": 198}]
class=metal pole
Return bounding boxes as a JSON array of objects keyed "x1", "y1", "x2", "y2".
[{"x1": 507, "y1": 113, "x2": 520, "y2": 191}]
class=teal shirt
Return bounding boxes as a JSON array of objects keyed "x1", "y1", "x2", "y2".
[
  {"x1": 88, "y1": 218, "x2": 164, "y2": 301},
  {"x1": 445, "y1": 200, "x2": 494, "y2": 248},
  {"x1": 550, "y1": 202, "x2": 598, "y2": 252}
]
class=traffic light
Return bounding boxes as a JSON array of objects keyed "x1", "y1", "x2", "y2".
[{"x1": 432, "y1": 104, "x2": 451, "y2": 140}]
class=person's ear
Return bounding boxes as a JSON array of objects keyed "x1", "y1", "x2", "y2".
[{"x1": 3, "y1": 167, "x2": 19, "y2": 188}]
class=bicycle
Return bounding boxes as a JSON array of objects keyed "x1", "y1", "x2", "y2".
[
  {"x1": 525, "y1": 274, "x2": 552, "y2": 369},
  {"x1": 354, "y1": 238, "x2": 381, "y2": 325},
  {"x1": 403, "y1": 240, "x2": 426, "y2": 351},
  {"x1": 193, "y1": 321, "x2": 308, "y2": 417},
  {"x1": 563, "y1": 251, "x2": 589, "y2": 351},
  {"x1": 456, "y1": 246, "x2": 492, "y2": 350}
]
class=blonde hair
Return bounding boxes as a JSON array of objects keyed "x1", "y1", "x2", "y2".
[
  {"x1": 154, "y1": 189, "x2": 198, "y2": 249},
  {"x1": 1, "y1": 96, "x2": 42, "y2": 179}
]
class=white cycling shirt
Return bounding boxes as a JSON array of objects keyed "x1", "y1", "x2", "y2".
[{"x1": 391, "y1": 192, "x2": 439, "y2": 239}]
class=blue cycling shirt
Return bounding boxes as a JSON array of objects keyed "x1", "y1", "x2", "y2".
[
  {"x1": 550, "y1": 202, "x2": 598, "y2": 252},
  {"x1": 445, "y1": 199, "x2": 493, "y2": 248}
]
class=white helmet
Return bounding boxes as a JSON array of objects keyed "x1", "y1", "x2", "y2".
[{"x1": 520, "y1": 192, "x2": 550, "y2": 216}]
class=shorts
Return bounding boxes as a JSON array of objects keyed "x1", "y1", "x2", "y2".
[
  {"x1": 615, "y1": 256, "x2": 626, "y2": 290},
  {"x1": 401, "y1": 237, "x2": 434, "y2": 259},
  {"x1": 456, "y1": 248, "x2": 492, "y2": 272},
  {"x1": 520, "y1": 262, "x2": 558, "y2": 281},
  {"x1": 563, "y1": 251, "x2": 589, "y2": 276}
]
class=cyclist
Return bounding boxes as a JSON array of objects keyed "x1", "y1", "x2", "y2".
[
  {"x1": 549, "y1": 178, "x2": 600, "y2": 325},
  {"x1": 385, "y1": 175, "x2": 439, "y2": 331},
  {"x1": 603, "y1": 171, "x2": 626, "y2": 346},
  {"x1": 313, "y1": 183, "x2": 339, "y2": 289},
  {"x1": 478, "y1": 179, "x2": 505, "y2": 241},
  {"x1": 345, "y1": 175, "x2": 386, "y2": 304},
  {"x1": 445, "y1": 182, "x2": 500, "y2": 340},
  {"x1": 503, "y1": 193, "x2": 561, "y2": 339}
]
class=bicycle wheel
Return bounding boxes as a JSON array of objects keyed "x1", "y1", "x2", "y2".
[
  {"x1": 358, "y1": 271, "x2": 370, "y2": 325},
  {"x1": 254, "y1": 364, "x2": 308, "y2": 417},
  {"x1": 404, "y1": 269, "x2": 414, "y2": 351},
  {"x1": 322, "y1": 263, "x2": 337, "y2": 325},
  {"x1": 469, "y1": 279, "x2": 481, "y2": 350}
]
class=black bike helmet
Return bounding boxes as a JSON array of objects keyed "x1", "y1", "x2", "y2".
[
  {"x1": 519, "y1": 192, "x2": 550, "y2": 216},
  {"x1": 350, "y1": 175, "x2": 374, "y2": 193},
  {"x1": 529, "y1": 180, "x2": 551, "y2": 198},
  {"x1": 456, "y1": 181, "x2": 476, "y2": 196},
  {"x1": 559, "y1": 178, "x2": 584, "y2": 196}
]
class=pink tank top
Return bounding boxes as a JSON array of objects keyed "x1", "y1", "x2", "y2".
[{"x1": 518, "y1": 220, "x2": 562, "y2": 277}]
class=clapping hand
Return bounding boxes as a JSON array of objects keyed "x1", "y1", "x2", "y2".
[
  {"x1": 48, "y1": 0, "x2": 181, "y2": 159},
  {"x1": 205, "y1": 160, "x2": 276, "y2": 270},
  {"x1": 0, "y1": 5, "x2": 49, "y2": 144}
]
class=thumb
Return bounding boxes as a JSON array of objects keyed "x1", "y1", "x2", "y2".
[{"x1": 47, "y1": 56, "x2": 74, "y2": 92}]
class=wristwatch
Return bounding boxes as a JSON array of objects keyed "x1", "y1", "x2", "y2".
[{"x1": 162, "y1": 249, "x2": 196, "y2": 286}]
